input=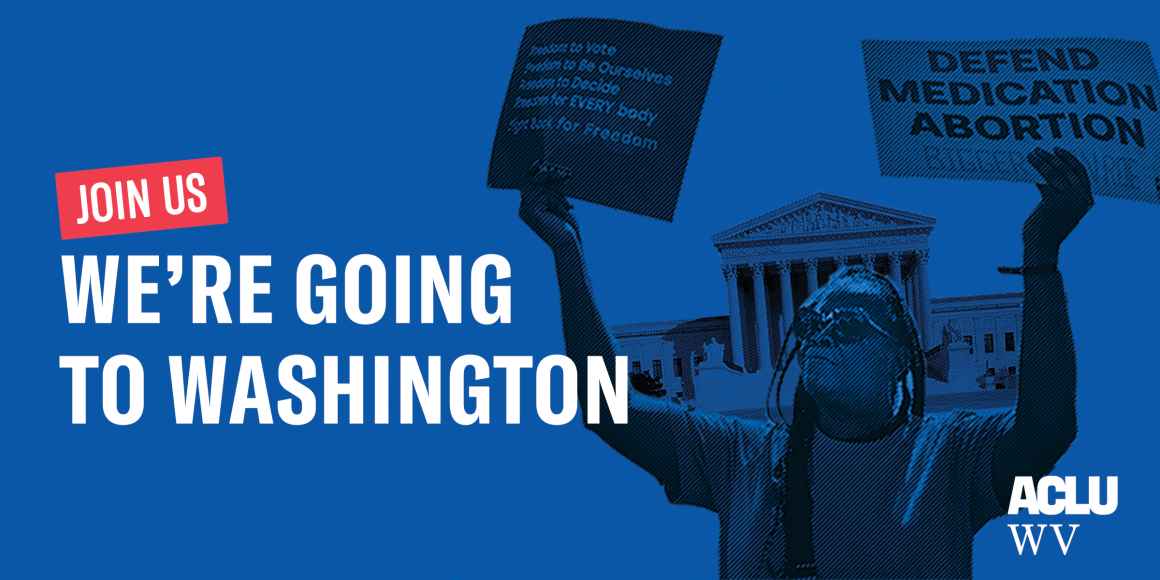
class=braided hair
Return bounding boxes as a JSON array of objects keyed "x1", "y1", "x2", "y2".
[{"x1": 765, "y1": 266, "x2": 927, "y2": 577}]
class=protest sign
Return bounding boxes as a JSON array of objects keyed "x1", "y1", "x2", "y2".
[
  {"x1": 488, "y1": 18, "x2": 722, "y2": 221},
  {"x1": 863, "y1": 38, "x2": 1160, "y2": 203}
]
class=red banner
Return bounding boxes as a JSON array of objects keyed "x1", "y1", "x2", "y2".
[{"x1": 56, "y1": 157, "x2": 228, "y2": 239}]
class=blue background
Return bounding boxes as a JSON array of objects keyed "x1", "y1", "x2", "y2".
[{"x1": 3, "y1": 1, "x2": 1157, "y2": 577}]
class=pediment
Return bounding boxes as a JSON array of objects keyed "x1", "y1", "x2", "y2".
[{"x1": 713, "y1": 193, "x2": 935, "y2": 244}]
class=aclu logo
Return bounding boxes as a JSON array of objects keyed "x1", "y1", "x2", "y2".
[{"x1": 1006, "y1": 475, "x2": 1118, "y2": 556}]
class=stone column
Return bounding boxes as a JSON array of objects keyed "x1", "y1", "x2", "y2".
[
  {"x1": 751, "y1": 263, "x2": 773, "y2": 372},
  {"x1": 888, "y1": 251, "x2": 904, "y2": 299},
  {"x1": 722, "y1": 265, "x2": 745, "y2": 369},
  {"x1": 805, "y1": 257, "x2": 819, "y2": 296},
  {"x1": 916, "y1": 250, "x2": 932, "y2": 347},
  {"x1": 777, "y1": 260, "x2": 795, "y2": 340}
]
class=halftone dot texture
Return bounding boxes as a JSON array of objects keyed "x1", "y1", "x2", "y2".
[
  {"x1": 488, "y1": 18, "x2": 722, "y2": 221},
  {"x1": 575, "y1": 259, "x2": 1074, "y2": 577},
  {"x1": 862, "y1": 38, "x2": 1160, "y2": 203}
]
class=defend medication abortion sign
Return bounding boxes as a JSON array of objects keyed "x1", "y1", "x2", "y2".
[
  {"x1": 487, "y1": 18, "x2": 722, "y2": 221},
  {"x1": 862, "y1": 38, "x2": 1160, "y2": 203}
]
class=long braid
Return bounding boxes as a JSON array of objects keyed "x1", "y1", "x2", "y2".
[
  {"x1": 891, "y1": 275, "x2": 926, "y2": 418},
  {"x1": 782, "y1": 380, "x2": 818, "y2": 577},
  {"x1": 766, "y1": 323, "x2": 800, "y2": 424}
]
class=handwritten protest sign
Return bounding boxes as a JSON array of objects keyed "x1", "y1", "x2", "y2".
[
  {"x1": 863, "y1": 38, "x2": 1160, "y2": 203},
  {"x1": 488, "y1": 19, "x2": 722, "y2": 221}
]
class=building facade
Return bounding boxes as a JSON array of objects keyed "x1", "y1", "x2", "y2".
[
  {"x1": 929, "y1": 292, "x2": 1023, "y2": 390},
  {"x1": 713, "y1": 193, "x2": 937, "y2": 371},
  {"x1": 611, "y1": 193, "x2": 1023, "y2": 413},
  {"x1": 613, "y1": 317, "x2": 729, "y2": 400}
]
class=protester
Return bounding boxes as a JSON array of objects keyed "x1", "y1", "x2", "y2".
[{"x1": 519, "y1": 147, "x2": 1093, "y2": 578}]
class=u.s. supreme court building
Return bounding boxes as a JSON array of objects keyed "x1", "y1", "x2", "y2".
[{"x1": 612, "y1": 193, "x2": 1021, "y2": 416}]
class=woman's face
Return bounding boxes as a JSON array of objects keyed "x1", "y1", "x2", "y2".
[{"x1": 796, "y1": 307, "x2": 907, "y2": 423}]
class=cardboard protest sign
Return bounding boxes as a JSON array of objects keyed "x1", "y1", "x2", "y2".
[
  {"x1": 488, "y1": 18, "x2": 722, "y2": 221},
  {"x1": 863, "y1": 38, "x2": 1160, "y2": 203}
]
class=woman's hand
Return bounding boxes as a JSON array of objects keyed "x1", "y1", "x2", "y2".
[
  {"x1": 519, "y1": 185, "x2": 582, "y2": 254},
  {"x1": 1024, "y1": 147, "x2": 1095, "y2": 266}
]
